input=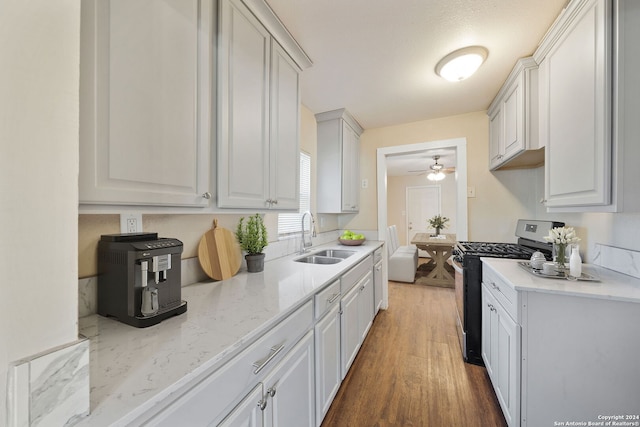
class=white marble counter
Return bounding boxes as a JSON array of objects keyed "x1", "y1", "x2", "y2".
[
  {"x1": 481, "y1": 258, "x2": 640, "y2": 303},
  {"x1": 74, "y1": 241, "x2": 383, "y2": 426}
]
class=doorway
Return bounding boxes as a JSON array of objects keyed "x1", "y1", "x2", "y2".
[
  {"x1": 376, "y1": 137, "x2": 468, "y2": 309},
  {"x1": 406, "y1": 186, "x2": 441, "y2": 257}
]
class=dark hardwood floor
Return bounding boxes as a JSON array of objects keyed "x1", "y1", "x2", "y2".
[{"x1": 321, "y1": 279, "x2": 507, "y2": 427}]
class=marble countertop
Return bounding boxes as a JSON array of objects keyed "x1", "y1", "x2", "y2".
[
  {"x1": 482, "y1": 258, "x2": 640, "y2": 303},
  {"x1": 75, "y1": 241, "x2": 383, "y2": 426}
]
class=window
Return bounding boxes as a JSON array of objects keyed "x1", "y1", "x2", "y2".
[{"x1": 278, "y1": 152, "x2": 311, "y2": 237}]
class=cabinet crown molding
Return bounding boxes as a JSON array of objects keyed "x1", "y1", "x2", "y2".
[
  {"x1": 241, "y1": 0, "x2": 312, "y2": 69},
  {"x1": 315, "y1": 108, "x2": 364, "y2": 135}
]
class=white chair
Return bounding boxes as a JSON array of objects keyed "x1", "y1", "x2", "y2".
[{"x1": 387, "y1": 225, "x2": 418, "y2": 283}]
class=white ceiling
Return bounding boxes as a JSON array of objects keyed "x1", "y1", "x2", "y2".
[
  {"x1": 265, "y1": 0, "x2": 568, "y2": 130},
  {"x1": 386, "y1": 148, "x2": 457, "y2": 177}
]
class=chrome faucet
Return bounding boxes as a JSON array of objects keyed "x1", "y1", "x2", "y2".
[{"x1": 300, "y1": 211, "x2": 316, "y2": 254}]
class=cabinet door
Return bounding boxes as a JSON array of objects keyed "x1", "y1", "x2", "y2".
[
  {"x1": 482, "y1": 284, "x2": 519, "y2": 427},
  {"x1": 218, "y1": 384, "x2": 265, "y2": 427},
  {"x1": 218, "y1": 0, "x2": 271, "y2": 208},
  {"x1": 341, "y1": 122, "x2": 360, "y2": 212},
  {"x1": 489, "y1": 108, "x2": 504, "y2": 170},
  {"x1": 481, "y1": 285, "x2": 496, "y2": 377},
  {"x1": 502, "y1": 75, "x2": 525, "y2": 162},
  {"x1": 79, "y1": 0, "x2": 211, "y2": 207},
  {"x1": 340, "y1": 283, "x2": 361, "y2": 378},
  {"x1": 544, "y1": 0, "x2": 611, "y2": 208},
  {"x1": 373, "y1": 260, "x2": 383, "y2": 313},
  {"x1": 357, "y1": 272, "x2": 374, "y2": 342},
  {"x1": 263, "y1": 331, "x2": 315, "y2": 427},
  {"x1": 494, "y1": 304, "x2": 518, "y2": 427},
  {"x1": 269, "y1": 41, "x2": 301, "y2": 210},
  {"x1": 314, "y1": 305, "x2": 341, "y2": 426}
]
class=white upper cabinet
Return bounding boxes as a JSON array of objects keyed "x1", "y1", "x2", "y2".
[
  {"x1": 536, "y1": 0, "x2": 612, "y2": 210},
  {"x1": 488, "y1": 57, "x2": 542, "y2": 171},
  {"x1": 217, "y1": 0, "x2": 309, "y2": 210},
  {"x1": 316, "y1": 109, "x2": 363, "y2": 213},
  {"x1": 79, "y1": 0, "x2": 212, "y2": 207}
]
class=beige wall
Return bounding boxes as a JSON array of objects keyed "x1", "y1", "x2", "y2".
[
  {"x1": 1, "y1": 0, "x2": 81, "y2": 421},
  {"x1": 342, "y1": 111, "x2": 536, "y2": 243},
  {"x1": 387, "y1": 175, "x2": 457, "y2": 246}
]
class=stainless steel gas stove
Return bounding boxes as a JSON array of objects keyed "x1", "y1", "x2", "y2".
[{"x1": 451, "y1": 219, "x2": 564, "y2": 366}]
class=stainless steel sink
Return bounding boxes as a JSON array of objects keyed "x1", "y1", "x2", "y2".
[
  {"x1": 294, "y1": 255, "x2": 343, "y2": 265},
  {"x1": 313, "y1": 249, "x2": 355, "y2": 259}
]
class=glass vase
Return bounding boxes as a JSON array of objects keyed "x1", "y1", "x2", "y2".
[{"x1": 553, "y1": 243, "x2": 568, "y2": 269}]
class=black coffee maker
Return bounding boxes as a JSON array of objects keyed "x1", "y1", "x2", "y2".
[{"x1": 98, "y1": 233, "x2": 187, "y2": 327}]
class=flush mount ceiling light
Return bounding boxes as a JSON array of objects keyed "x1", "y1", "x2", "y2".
[{"x1": 435, "y1": 46, "x2": 488, "y2": 82}]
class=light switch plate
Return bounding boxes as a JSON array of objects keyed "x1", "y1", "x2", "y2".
[{"x1": 467, "y1": 187, "x2": 476, "y2": 198}]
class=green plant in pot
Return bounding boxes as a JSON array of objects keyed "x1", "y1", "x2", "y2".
[
  {"x1": 428, "y1": 214, "x2": 449, "y2": 236},
  {"x1": 235, "y1": 214, "x2": 268, "y2": 272}
]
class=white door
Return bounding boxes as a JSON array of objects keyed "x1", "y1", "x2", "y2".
[{"x1": 406, "y1": 186, "x2": 441, "y2": 257}]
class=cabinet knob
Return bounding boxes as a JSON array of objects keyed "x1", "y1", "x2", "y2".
[
  {"x1": 267, "y1": 387, "x2": 277, "y2": 397},
  {"x1": 202, "y1": 192, "x2": 211, "y2": 199},
  {"x1": 258, "y1": 399, "x2": 267, "y2": 411},
  {"x1": 272, "y1": 199, "x2": 278, "y2": 205}
]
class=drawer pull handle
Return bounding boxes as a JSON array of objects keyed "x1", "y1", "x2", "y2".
[
  {"x1": 327, "y1": 292, "x2": 341, "y2": 304},
  {"x1": 252, "y1": 344, "x2": 285, "y2": 374}
]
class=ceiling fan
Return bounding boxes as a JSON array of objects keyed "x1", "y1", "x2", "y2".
[{"x1": 409, "y1": 155, "x2": 456, "y2": 181}]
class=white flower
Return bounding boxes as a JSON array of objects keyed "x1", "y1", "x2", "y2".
[{"x1": 543, "y1": 226, "x2": 581, "y2": 245}]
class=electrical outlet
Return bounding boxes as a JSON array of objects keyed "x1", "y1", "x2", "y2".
[
  {"x1": 120, "y1": 213, "x2": 142, "y2": 233},
  {"x1": 362, "y1": 179, "x2": 368, "y2": 189}
]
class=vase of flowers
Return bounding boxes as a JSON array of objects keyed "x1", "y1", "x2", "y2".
[
  {"x1": 544, "y1": 226, "x2": 580, "y2": 269},
  {"x1": 428, "y1": 215, "x2": 449, "y2": 236}
]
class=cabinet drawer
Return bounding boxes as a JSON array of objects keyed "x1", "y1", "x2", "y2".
[
  {"x1": 315, "y1": 280, "x2": 341, "y2": 319},
  {"x1": 483, "y1": 266, "x2": 518, "y2": 319},
  {"x1": 342, "y1": 255, "x2": 372, "y2": 293},
  {"x1": 148, "y1": 300, "x2": 313, "y2": 426}
]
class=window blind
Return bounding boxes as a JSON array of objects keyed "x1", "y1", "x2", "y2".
[{"x1": 278, "y1": 152, "x2": 311, "y2": 236}]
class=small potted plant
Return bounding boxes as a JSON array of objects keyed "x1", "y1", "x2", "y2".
[
  {"x1": 235, "y1": 214, "x2": 268, "y2": 272},
  {"x1": 428, "y1": 214, "x2": 449, "y2": 236}
]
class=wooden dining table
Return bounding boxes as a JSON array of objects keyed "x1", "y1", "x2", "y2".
[{"x1": 410, "y1": 233, "x2": 457, "y2": 287}]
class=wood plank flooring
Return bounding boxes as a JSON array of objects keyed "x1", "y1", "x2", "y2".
[{"x1": 321, "y1": 279, "x2": 507, "y2": 427}]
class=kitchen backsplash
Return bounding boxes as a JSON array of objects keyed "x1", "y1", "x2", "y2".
[
  {"x1": 79, "y1": 229, "x2": 377, "y2": 318},
  {"x1": 593, "y1": 243, "x2": 640, "y2": 279}
]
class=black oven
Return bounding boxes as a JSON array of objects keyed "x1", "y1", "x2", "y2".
[{"x1": 452, "y1": 219, "x2": 563, "y2": 366}]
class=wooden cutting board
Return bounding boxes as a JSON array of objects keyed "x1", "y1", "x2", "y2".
[{"x1": 198, "y1": 219, "x2": 242, "y2": 280}]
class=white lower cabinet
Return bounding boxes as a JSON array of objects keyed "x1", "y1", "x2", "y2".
[
  {"x1": 262, "y1": 331, "x2": 315, "y2": 427},
  {"x1": 218, "y1": 384, "x2": 265, "y2": 427},
  {"x1": 481, "y1": 283, "x2": 519, "y2": 426},
  {"x1": 219, "y1": 331, "x2": 314, "y2": 427},
  {"x1": 314, "y1": 304, "x2": 341, "y2": 426},
  {"x1": 373, "y1": 248, "x2": 384, "y2": 313},
  {"x1": 341, "y1": 270, "x2": 374, "y2": 378},
  {"x1": 143, "y1": 250, "x2": 382, "y2": 427}
]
